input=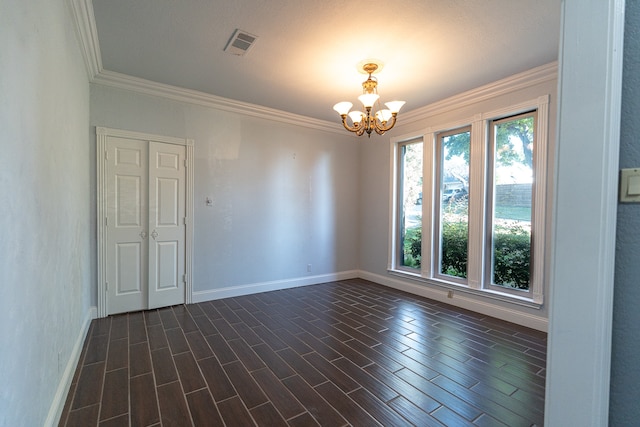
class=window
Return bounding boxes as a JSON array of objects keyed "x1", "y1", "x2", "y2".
[
  {"x1": 487, "y1": 112, "x2": 535, "y2": 293},
  {"x1": 396, "y1": 139, "x2": 423, "y2": 270},
  {"x1": 436, "y1": 127, "x2": 470, "y2": 282},
  {"x1": 391, "y1": 97, "x2": 548, "y2": 305}
]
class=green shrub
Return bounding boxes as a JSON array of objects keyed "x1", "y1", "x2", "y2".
[
  {"x1": 492, "y1": 223, "x2": 531, "y2": 289},
  {"x1": 403, "y1": 227, "x2": 422, "y2": 268},
  {"x1": 401, "y1": 220, "x2": 530, "y2": 289},
  {"x1": 441, "y1": 221, "x2": 468, "y2": 278}
]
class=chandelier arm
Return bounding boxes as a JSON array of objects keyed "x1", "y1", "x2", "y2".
[
  {"x1": 339, "y1": 115, "x2": 361, "y2": 133},
  {"x1": 374, "y1": 113, "x2": 398, "y2": 133}
]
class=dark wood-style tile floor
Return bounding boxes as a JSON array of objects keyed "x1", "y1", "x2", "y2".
[{"x1": 59, "y1": 279, "x2": 546, "y2": 426}]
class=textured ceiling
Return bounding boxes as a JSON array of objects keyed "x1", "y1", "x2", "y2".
[{"x1": 91, "y1": 0, "x2": 561, "y2": 123}]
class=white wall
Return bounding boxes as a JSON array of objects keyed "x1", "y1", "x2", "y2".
[
  {"x1": 89, "y1": 85, "x2": 360, "y2": 304},
  {"x1": 358, "y1": 67, "x2": 558, "y2": 329},
  {"x1": 0, "y1": 0, "x2": 92, "y2": 425},
  {"x1": 546, "y1": 0, "x2": 624, "y2": 424}
]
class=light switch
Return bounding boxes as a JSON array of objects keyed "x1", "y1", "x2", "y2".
[
  {"x1": 628, "y1": 175, "x2": 640, "y2": 196},
  {"x1": 620, "y1": 168, "x2": 640, "y2": 202}
]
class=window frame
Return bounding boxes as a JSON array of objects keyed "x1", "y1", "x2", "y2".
[
  {"x1": 389, "y1": 96, "x2": 549, "y2": 306},
  {"x1": 393, "y1": 138, "x2": 424, "y2": 274},
  {"x1": 433, "y1": 126, "x2": 472, "y2": 285},
  {"x1": 485, "y1": 111, "x2": 537, "y2": 297}
]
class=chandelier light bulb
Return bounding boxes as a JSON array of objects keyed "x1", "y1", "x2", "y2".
[
  {"x1": 333, "y1": 101, "x2": 353, "y2": 115},
  {"x1": 349, "y1": 111, "x2": 365, "y2": 124},
  {"x1": 358, "y1": 93, "x2": 380, "y2": 109},
  {"x1": 385, "y1": 101, "x2": 406, "y2": 114},
  {"x1": 375, "y1": 109, "x2": 393, "y2": 123}
]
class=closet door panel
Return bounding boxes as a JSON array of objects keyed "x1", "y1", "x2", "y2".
[
  {"x1": 106, "y1": 137, "x2": 148, "y2": 315},
  {"x1": 148, "y1": 142, "x2": 186, "y2": 309}
]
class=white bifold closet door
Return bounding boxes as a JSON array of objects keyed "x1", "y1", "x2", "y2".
[{"x1": 105, "y1": 136, "x2": 186, "y2": 315}]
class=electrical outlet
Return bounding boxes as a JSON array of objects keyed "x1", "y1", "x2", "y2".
[
  {"x1": 447, "y1": 290, "x2": 454, "y2": 299},
  {"x1": 307, "y1": 264, "x2": 312, "y2": 273}
]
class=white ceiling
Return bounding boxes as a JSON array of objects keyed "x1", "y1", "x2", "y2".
[{"x1": 90, "y1": 0, "x2": 561, "y2": 123}]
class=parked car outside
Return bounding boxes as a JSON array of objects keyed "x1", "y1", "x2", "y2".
[{"x1": 443, "y1": 187, "x2": 468, "y2": 202}]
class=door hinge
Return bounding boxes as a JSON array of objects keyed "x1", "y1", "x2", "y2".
[
  {"x1": 184, "y1": 159, "x2": 187, "y2": 168},
  {"x1": 105, "y1": 282, "x2": 108, "y2": 292},
  {"x1": 105, "y1": 217, "x2": 108, "y2": 226},
  {"x1": 105, "y1": 150, "x2": 109, "y2": 160},
  {"x1": 183, "y1": 217, "x2": 187, "y2": 225},
  {"x1": 182, "y1": 274, "x2": 187, "y2": 283}
]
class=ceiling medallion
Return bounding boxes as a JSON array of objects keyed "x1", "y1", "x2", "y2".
[{"x1": 333, "y1": 62, "x2": 405, "y2": 137}]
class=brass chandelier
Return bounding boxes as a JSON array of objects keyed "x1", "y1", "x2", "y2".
[{"x1": 333, "y1": 62, "x2": 405, "y2": 137}]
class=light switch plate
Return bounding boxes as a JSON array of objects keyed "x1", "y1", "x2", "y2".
[{"x1": 620, "y1": 168, "x2": 640, "y2": 203}]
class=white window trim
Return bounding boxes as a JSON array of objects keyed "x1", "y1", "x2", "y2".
[
  {"x1": 432, "y1": 125, "x2": 472, "y2": 286},
  {"x1": 389, "y1": 95, "x2": 549, "y2": 307},
  {"x1": 481, "y1": 96, "x2": 549, "y2": 304},
  {"x1": 388, "y1": 137, "x2": 426, "y2": 274},
  {"x1": 467, "y1": 114, "x2": 485, "y2": 291}
]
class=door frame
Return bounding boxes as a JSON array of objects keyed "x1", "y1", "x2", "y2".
[{"x1": 96, "y1": 126, "x2": 194, "y2": 318}]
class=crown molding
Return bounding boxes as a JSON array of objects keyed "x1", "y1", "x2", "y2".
[
  {"x1": 399, "y1": 62, "x2": 558, "y2": 127},
  {"x1": 67, "y1": 0, "x2": 345, "y2": 135},
  {"x1": 68, "y1": 0, "x2": 555, "y2": 137},
  {"x1": 67, "y1": 0, "x2": 102, "y2": 79},
  {"x1": 92, "y1": 70, "x2": 345, "y2": 135}
]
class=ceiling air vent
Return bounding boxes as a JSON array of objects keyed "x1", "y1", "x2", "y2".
[{"x1": 224, "y1": 29, "x2": 258, "y2": 56}]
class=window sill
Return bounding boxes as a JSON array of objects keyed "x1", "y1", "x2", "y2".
[{"x1": 387, "y1": 268, "x2": 543, "y2": 310}]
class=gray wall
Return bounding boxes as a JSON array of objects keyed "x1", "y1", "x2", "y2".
[
  {"x1": 89, "y1": 85, "x2": 360, "y2": 303},
  {"x1": 610, "y1": 2, "x2": 640, "y2": 424},
  {"x1": 0, "y1": 0, "x2": 92, "y2": 425}
]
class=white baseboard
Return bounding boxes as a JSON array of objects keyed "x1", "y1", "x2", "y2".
[
  {"x1": 45, "y1": 305, "x2": 97, "y2": 427},
  {"x1": 191, "y1": 269, "x2": 546, "y2": 331},
  {"x1": 192, "y1": 270, "x2": 360, "y2": 303},
  {"x1": 359, "y1": 270, "x2": 548, "y2": 332}
]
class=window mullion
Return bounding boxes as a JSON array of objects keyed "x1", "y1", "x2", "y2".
[
  {"x1": 466, "y1": 115, "x2": 485, "y2": 290},
  {"x1": 421, "y1": 132, "x2": 435, "y2": 279}
]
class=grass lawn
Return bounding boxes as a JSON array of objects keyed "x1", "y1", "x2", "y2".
[{"x1": 494, "y1": 205, "x2": 531, "y2": 222}]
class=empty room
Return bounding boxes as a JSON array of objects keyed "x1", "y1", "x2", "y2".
[{"x1": 1, "y1": 0, "x2": 636, "y2": 426}]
